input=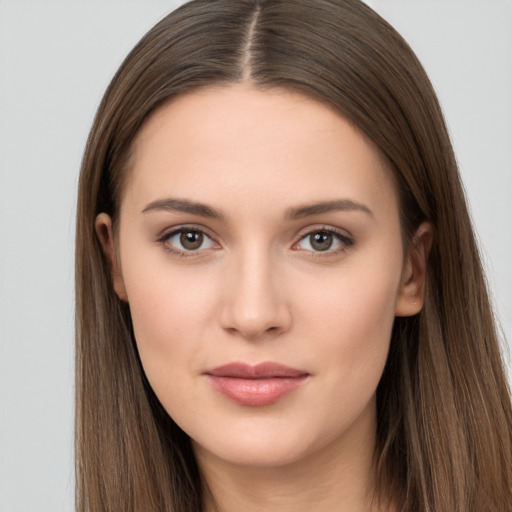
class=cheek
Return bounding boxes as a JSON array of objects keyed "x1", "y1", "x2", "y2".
[
  {"x1": 301, "y1": 256, "x2": 401, "y2": 386},
  {"x1": 123, "y1": 267, "x2": 221, "y2": 422},
  {"x1": 283, "y1": 266, "x2": 399, "y2": 448},
  {"x1": 121, "y1": 256, "x2": 220, "y2": 383}
]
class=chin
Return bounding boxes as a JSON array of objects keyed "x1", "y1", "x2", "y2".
[
  {"x1": 189, "y1": 413, "x2": 349, "y2": 471},
  {"x1": 193, "y1": 435, "x2": 311, "y2": 468}
]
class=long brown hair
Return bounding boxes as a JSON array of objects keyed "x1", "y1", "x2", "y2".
[{"x1": 75, "y1": 1, "x2": 512, "y2": 510}]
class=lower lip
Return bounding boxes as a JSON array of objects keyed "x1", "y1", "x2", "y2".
[{"x1": 206, "y1": 375, "x2": 307, "y2": 406}]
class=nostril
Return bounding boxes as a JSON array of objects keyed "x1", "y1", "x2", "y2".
[
  {"x1": 219, "y1": 280, "x2": 292, "y2": 339},
  {"x1": 223, "y1": 322, "x2": 284, "y2": 340}
]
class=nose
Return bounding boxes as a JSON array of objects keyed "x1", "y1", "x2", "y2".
[{"x1": 220, "y1": 247, "x2": 292, "y2": 340}]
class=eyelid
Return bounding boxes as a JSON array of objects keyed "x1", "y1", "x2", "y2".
[
  {"x1": 155, "y1": 223, "x2": 354, "y2": 257},
  {"x1": 156, "y1": 224, "x2": 220, "y2": 256},
  {"x1": 292, "y1": 225, "x2": 354, "y2": 255},
  {"x1": 155, "y1": 222, "x2": 214, "y2": 239}
]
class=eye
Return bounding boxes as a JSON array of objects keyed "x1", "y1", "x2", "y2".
[
  {"x1": 294, "y1": 228, "x2": 353, "y2": 254},
  {"x1": 159, "y1": 228, "x2": 217, "y2": 254}
]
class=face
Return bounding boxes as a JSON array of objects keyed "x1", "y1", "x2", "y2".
[{"x1": 97, "y1": 85, "x2": 427, "y2": 471}]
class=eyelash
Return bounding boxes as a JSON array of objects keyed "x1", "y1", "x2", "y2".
[
  {"x1": 156, "y1": 225, "x2": 354, "y2": 258},
  {"x1": 157, "y1": 226, "x2": 217, "y2": 257},
  {"x1": 294, "y1": 227, "x2": 354, "y2": 257}
]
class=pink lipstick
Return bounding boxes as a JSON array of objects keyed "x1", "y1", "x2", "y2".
[{"x1": 205, "y1": 362, "x2": 308, "y2": 406}]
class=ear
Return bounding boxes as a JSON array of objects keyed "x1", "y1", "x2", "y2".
[
  {"x1": 395, "y1": 222, "x2": 433, "y2": 317},
  {"x1": 95, "y1": 213, "x2": 128, "y2": 301}
]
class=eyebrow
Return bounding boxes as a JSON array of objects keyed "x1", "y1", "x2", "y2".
[
  {"x1": 141, "y1": 197, "x2": 373, "y2": 220},
  {"x1": 284, "y1": 199, "x2": 374, "y2": 220},
  {"x1": 141, "y1": 198, "x2": 224, "y2": 219}
]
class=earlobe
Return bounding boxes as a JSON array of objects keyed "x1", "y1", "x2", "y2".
[
  {"x1": 95, "y1": 213, "x2": 128, "y2": 301},
  {"x1": 395, "y1": 222, "x2": 433, "y2": 317}
]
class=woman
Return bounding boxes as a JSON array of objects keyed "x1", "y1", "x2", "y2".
[{"x1": 75, "y1": 0, "x2": 512, "y2": 510}]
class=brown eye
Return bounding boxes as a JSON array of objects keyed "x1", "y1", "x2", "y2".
[
  {"x1": 294, "y1": 228, "x2": 353, "y2": 255},
  {"x1": 309, "y1": 232, "x2": 333, "y2": 251},
  {"x1": 179, "y1": 231, "x2": 204, "y2": 250},
  {"x1": 161, "y1": 228, "x2": 216, "y2": 254}
]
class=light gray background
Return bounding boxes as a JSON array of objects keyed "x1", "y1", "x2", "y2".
[{"x1": 0, "y1": 1, "x2": 510, "y2": 510}]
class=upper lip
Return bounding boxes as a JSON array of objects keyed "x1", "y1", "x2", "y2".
[{"x1": 205, "y1": 362, "x2": 308, "y2": 379}]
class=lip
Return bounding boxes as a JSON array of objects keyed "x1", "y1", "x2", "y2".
[{"x1": 205, "y1": 362, "x2": 309, "y2": 406}]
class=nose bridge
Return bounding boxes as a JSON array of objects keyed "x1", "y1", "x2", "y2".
[{"x1": 221, "y1": 241, "x2": 290, "y2": 339}]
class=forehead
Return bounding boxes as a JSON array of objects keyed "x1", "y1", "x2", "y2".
[{"x1": 122, "y1": 84, "x2": 398, "y2": 221}]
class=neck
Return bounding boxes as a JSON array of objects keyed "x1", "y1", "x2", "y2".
[{"x1": 196, "y1": 402, "x2": 391, "y2": 512}]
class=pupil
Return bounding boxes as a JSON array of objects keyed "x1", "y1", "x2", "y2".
[
  {"x1": 311, "y1": 232, "x2": 332, "y2": 251},
  {"x1": 180, "y1": 231, "x2": 203, "y2": 250}
]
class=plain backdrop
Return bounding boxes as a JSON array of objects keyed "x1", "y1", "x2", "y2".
[{"x1": 0, "y1": 1, "x2": 511, "y2": 510}]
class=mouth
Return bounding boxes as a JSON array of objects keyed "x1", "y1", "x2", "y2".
[{"x1": 204, "y1": 362, "x2": 309, "y2": 406}]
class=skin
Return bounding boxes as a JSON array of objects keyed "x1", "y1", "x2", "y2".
[{"x1": 97, "y1": 84, "x2": 431, "y2": 512}]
